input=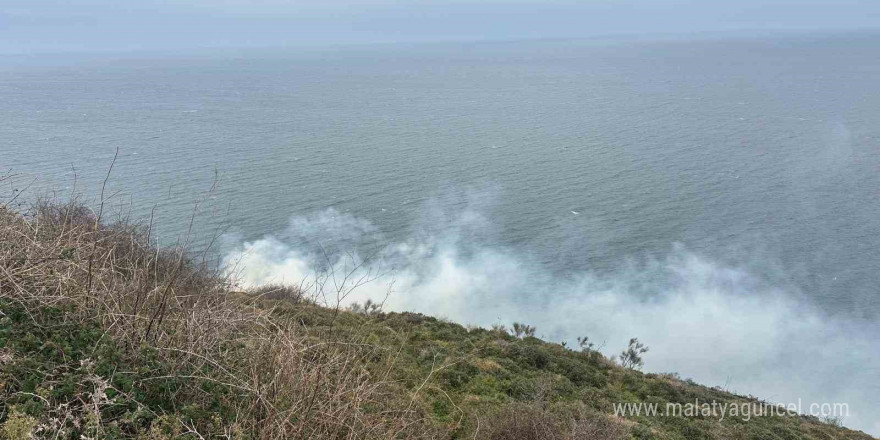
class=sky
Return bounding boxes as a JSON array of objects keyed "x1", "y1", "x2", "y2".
[{"x1": 1, "y1": 0, "x2": 879, "y2": 53}]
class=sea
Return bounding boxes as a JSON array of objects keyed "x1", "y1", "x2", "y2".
[{"x1": 1, "y1": 32, "x2": 879, "y2": 433}]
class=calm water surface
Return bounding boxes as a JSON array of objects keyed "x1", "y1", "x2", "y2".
[{"x1": 2, "y1": 33, "x2": 879, "y2": 317}]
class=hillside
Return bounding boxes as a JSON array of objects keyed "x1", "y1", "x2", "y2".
[{"x1": 0, "y1": 202, "x2": 873, "y2": 440}]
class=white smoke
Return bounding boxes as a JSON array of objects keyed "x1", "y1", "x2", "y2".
[{"x1": 223, "y1": 205, "x2": 880, "y2": 435}]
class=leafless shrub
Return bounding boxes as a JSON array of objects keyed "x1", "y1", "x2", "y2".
[
  {"x1": 568, "y1": 413, "x2": 629, "y2": 440},
  {"x1": 479, "y1": 404, "x2": 628, "y2": 440},
  {"x1": 481, "y1": 404, "x2": 562, "y2": 440},
  {"x1": 0, "y1": 200, "x2": 434, "y2": 439}
]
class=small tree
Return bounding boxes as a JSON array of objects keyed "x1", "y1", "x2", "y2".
[
  {"x1": 619, "y1": 338, "x2": 649, "y2": 370},
  {"x1": 348, "y1": 298, "x2": 381, "y2": 316},
  {"x1": 576, "y1": 336, "x2": 594, "y2": 352},
  {"x1": 511, "y1": 322, "x2": 536, "y2": 338}
]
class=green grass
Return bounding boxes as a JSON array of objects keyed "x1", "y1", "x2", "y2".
[
  {"x1": 261, "y1": 300, "x2": 874, "y2": 440},
  {"x1": 0, "y1": 301, "x2": 242, "y2": 439},
  {"x1": 2, "y1": 297, "x2": 872, "y2": 439}
]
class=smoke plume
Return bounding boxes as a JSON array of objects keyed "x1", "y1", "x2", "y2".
[{"x1": 223, "y1": 202, "x2": 879, "y2": 434}]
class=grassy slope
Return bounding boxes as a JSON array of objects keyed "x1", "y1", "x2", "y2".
[
  {"x1": 264, "y1": 301, "x2": 873, "y2": 440},
  {"x1": 0, "y1": 204, "x2": 874, "y2": 439}
]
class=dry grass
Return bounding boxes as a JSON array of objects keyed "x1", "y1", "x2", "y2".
[
  {"x1": 248, "y1": 283, "x2": 307, "y2": 303},
  {"x1": 0, "y1": 200, "x2": 436, "y2": 439},
  {"x1": 479, "y1": 404, "x2": 628, "y2": 440}
]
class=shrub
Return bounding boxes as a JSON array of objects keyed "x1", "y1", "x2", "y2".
[
  {"x1": 248, "y1": 283, "x2": 306, "y2": 303},
  {"x1": 512, "y1": 322, "x2": 537, "y2": 338},
  {"x1": 479, "y1": 403, "x2": 628, "y2": 440},
  {"x1": 1, "y1": 410, "x2": 37, "y2": 440},
  {"x1": 577, "y1": 336, "x2": 595, "y2": 352},
  {"x1": 619, "y1": 338, "x2": 649, "y2": 370},
  {"x1": 348, "y1": 298, "x2": 382, "y2": 316},
  {"x1": 491, "y1": 324, "x2": 509, "y2": 336},
  {"x1": 0, "y1": 203, "x2": 432, "y2": 439},
  {"x1": 480, "y1": 403, "x2": 563, "y2": 440}
]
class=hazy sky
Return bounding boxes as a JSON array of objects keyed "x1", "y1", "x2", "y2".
[{"x1": 2, "y1": 0, "x2": 879, "y2": 53}]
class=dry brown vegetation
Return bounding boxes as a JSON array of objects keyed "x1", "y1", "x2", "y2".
[
  {"x1": 480, "y1": 404, "x2": 628, "y2": 440},
  {"x1": 0, "y1": 200, "x2": 437, "y2": 439}
]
